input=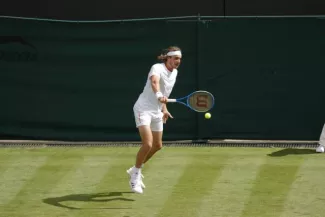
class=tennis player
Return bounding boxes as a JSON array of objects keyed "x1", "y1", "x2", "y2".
[
  {"x1": 316, "y1": 123, "x2": 325, "y2": 152},
  {"x1": 127, "y1": 46, "x2": 182, "y2": 194}
]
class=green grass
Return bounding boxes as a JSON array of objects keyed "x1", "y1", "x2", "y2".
[{"x1": 0, "y1": 146, "x2": 325, "y2": 217}]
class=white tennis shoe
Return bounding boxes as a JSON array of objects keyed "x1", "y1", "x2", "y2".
[
  {"x1": 127, "y1": 167, "x2": 146, "y2": 189},
  {"x1": 128, "y1": 169, "x2": 143, "y2": 194}
]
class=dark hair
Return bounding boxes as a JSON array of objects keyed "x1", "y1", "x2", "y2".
[{"x1": 157, "y1": 46, "x2": 181, "y2": 62}]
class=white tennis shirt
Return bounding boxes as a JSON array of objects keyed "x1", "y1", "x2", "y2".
[{"x1": 134, "y1": 63, "x2": 178, "y2": 112}]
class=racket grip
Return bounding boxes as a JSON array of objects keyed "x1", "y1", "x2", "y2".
[{"x1": 167, "y1": 99, "x2": 177, "y2": 102}]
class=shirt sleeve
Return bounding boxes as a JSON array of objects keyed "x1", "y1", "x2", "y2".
[{"x1": 148, "y1": 64, "x2": 161, "y2": 79}]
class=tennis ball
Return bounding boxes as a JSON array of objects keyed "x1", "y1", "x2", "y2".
[{"x1": 205, "y1": 112, "x2": 211, "y2": 119}]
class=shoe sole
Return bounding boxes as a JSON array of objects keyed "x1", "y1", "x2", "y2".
[{"x1": 129, "y1": 180, "x2": 143, "y2": 194}]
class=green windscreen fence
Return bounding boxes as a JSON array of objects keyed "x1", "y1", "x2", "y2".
[
  {"x1": 0, "y1": 17, "x2": 324, "y2": 141},
  {"x1": 197, "y1": 18, "x2": 325, "y2": 140}
]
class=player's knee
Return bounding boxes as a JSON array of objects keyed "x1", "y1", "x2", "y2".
[
  {"x1": 142, "y1": 141, "x2": 153, "y2": 149},
  {"x1": 155, "y1": 142, "x2": 163, "y2": 150}
]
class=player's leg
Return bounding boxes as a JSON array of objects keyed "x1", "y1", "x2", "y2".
[
  {"x1": 131, "y1": 125, "x2": 153, "y2": 189},
  {"x1": 320, "y1": 123, "x2": 325, "y2": 146},
  {"x1": 143, "y1": 130, "x2": 163, "y2": 164},
  {"x1": 135, "y1": 125, "x2": 153, "y2": 167},
  {"x1": 132, "y1": 111, "x2": 153, "y2": 167},
  {"x1": 131, "y1": 114, "x2": 163, "y2": 190},
  {"x1": 316, "y1": 123, "x2": 325, "y2": 153},
  {"x1": 128, "y1": 111, "x2": 153, "y2": 193},
  {"x1": 143, "y1": 112, "x2": 163, "y2": 164}
]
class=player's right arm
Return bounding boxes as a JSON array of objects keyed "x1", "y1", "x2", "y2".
[
  {"x1": 150, "y1": 75, "x2": 160, "y2": 94},
  {"x1": 148, "y1": 65, "x2": 167, "y2": 103},
  {"x1": 150, "y1": 75, "x2": 167, "y2": 103}
]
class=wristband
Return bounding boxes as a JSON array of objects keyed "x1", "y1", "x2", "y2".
[{"x1": 156, "y1": 91, "x2": 163, "y2": 99}]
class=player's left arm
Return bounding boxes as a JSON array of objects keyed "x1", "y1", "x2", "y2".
[
  {"x1": 162, "y1": 104, "x2": 168, "y2": 112},
  {"x1": 162, "y1": 103, "x2": 173, "y2": 123}
]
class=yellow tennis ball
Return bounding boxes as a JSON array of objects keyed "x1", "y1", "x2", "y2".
[{"x1": 205, "y1": 112, "x2": 211, "y2": 119}]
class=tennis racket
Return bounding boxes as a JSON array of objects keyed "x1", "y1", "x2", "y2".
[{"x1": 167, "y1": 90, "x2": 215, "y2": 112}]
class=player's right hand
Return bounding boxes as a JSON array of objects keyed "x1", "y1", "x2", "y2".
[{"x1": 158, "y1": 96, "x2": 168, "y2": 104}]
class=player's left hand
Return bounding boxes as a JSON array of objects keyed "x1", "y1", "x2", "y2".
[{"x1": 162, "y1": 111, "x2": 173, "y2": 123}]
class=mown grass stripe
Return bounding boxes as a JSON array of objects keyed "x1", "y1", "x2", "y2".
[
  {"x1": 0, "y1": 155, "x2": 15, "y2": 174},
  {"x1": 156, "y1": 154, "x2": 229, "y2": 217},
  {"x1": 0, "y1": 156, "x2": 47, "y2": 205},
  {"x1": 240, "y1": 156, "x2": 304, "y2": 217},
  {"x1": 43, "y1": 156, "x2": 111, "y2": 213},
  {"x1": 198, "y1": 156, "x2": 265, "y2": 217},
  {"x1": 1, "y1": 154, "x2": 84, "y2": 217},
  {"x1": 71, "y1": 154, "x2": 136, "y2": 217},
  {"x1": 131, "y1": 156, "x2": 190, "y2": 217},
  {"x1": 78, "y1": 152, "x2": 189, "y2": 217},
  {"x1": 280, "y1": 157, "x2": 325, "y2": 217}
]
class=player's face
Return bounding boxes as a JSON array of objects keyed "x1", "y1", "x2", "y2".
[{"x1": 168, "y1": 55, "x2": 182, "y2": 69}]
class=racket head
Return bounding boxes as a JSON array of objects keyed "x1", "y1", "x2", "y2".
[{"x1": 187, "y1": 91, "x2": 215, "y2": 112}]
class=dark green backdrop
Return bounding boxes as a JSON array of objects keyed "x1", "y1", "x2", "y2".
[{"x1": 0, "y1": 17, "x2": 324, "y2": 141}]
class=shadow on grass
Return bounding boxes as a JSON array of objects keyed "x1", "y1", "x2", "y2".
[
  {"x1": 268, "y1": 148, "x2": 318, "y2": 157},
  {"x1": 43, "y1": 192, "x2": 135, "y2": 210}
]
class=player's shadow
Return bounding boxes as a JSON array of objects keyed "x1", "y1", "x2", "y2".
[
  {"x1": 268, "y1": 148, "x2": 317, "y2": 157},
  {"x1": 43, "y1": 192, "x2": 135, "y2": 210}
]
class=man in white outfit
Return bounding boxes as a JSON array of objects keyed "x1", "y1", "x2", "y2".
[
  {"x1": 316, "y1": 123, "x2": 325, "y2": 152},
  {"x1": 127, "y1": 46, "x2": 182, "y2": 194}
]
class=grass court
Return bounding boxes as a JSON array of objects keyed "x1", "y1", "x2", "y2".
[{"x1": 0, "y1": 146, "x2": 324, "y2": 217}]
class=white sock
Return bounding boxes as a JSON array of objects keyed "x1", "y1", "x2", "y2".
[
  {"x1": 133, "y1": 167, "x2": 141, "y2": 174},
  {"x1": 132, "y1": 164, "x2": 143, "y2": 169}
]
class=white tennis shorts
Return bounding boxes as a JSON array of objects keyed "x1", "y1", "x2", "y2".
[{"x1": 134, "y1": 110, "x2": 163, "y2": 132}]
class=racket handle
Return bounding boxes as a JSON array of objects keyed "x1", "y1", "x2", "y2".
[{"x1": 167, "y1": 99, "x2": 177, "y2": 102}]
